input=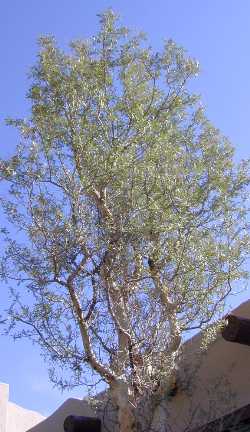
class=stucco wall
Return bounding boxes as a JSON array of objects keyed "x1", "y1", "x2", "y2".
[
  {"x1": 0, "y1": 383, "x2": 44, "y2": 432},
  {"x1": 151, "y1": 300, "x2": 250, "y2": 431},
  {"x1": 7, "y1": 402, "x2": 45, "y2": 432},
  {"x1": 0, "y1": 383, "x2": 9, "y2": 432},
  {"x1": 27, "y1": 398, "x2": 96, "y2": 432}
]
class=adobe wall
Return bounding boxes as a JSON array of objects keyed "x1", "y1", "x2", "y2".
[
  {"x1": 0, "y1": 382, "x2": 44, "y2": 432},
  {"x1": 152, "y1": 300, "x2": 250, "y2": 431},
  {"x1": 27, "y1": 398, "x2": 96, "y2": 432},
  {"x1": 7, "y1": 402, "x2": 45, "y2": 432},
  {"x1": 0, "y1": 383, "x2": 9, "y2": 432}
]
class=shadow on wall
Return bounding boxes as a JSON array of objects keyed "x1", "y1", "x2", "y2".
[{"x1": 27, "y1": 398, "x2": 96, "y2": 432}]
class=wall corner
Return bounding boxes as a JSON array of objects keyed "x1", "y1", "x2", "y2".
[{"x1": 0, "y1": 383, "x2": 9, "y2": 432}]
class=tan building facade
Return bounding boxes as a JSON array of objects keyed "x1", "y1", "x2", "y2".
[
  {"x1": 152, "y1": 299, "x2": 250, "y2": 431},
  {"x1": 0, "y1": 383, "x2": 45, "y2": 432}
]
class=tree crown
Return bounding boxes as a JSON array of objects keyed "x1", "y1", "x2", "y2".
[{"x1": 0, "y1": 10, "x2": 249, "y2": 399}]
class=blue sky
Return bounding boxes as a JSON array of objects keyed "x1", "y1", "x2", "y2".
[{"x1": 0, "y1": 0, "x2": 250, "y2": 418}]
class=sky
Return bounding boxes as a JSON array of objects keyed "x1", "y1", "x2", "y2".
[{"x1": 0, "y1": 0, "x2": 250, "y2": 418}]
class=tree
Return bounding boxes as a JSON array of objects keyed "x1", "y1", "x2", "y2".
[{"x1": 0, "y1": 10, "x2": 249, "y2": 432}]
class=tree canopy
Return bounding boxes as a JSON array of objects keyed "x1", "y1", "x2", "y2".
[{"x1": 0, "y1": 10, "x2": 249, "y2": 432}]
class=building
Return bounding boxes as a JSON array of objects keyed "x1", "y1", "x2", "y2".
[
  {"x1": 0, "y1": 383, "x2": 45, "y2": 432},
  {"x1": 2, "y1": 299, "x2": 250, "y2": 431}
]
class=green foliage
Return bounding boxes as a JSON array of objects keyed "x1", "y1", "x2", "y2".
[{"x1": 0, "y1": 10, "x2": 249, "y2": 396}]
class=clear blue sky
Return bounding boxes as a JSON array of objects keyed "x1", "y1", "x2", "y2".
[{"x1": 0, "y1": 0, "x2": 249, "y2": 418}]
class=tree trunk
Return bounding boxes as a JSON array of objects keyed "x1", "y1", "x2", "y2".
[
  {"x1": 110, "y1": 379, "x2": 137, "y2": 432},
  {"x1": 118, "y1": 404, "x2": 136, "y2": 432}
]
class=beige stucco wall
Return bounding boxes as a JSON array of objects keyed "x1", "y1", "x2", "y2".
[
  {"x1": 27, "y1": 398, "x2": 96, "y2": 432},
  {"x1": 152, "y1": 299, "x2": 250, "y2": 431},
  {"x1": 7, "y1": 402, "x2": 45, "y2": 432},
  {"x1": 0, "y1": 383, "x2": 9, "y2": 432},
  {"x1": 0, "y1": 383, "x2": 44, "y2": 432}
]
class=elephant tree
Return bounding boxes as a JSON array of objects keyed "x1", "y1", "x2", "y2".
[{"x1": 0, "y1": 10, "x2": 249, "y2": 432}]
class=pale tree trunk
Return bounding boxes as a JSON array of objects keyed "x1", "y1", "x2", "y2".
[
  {"x1": 110, "y1": 379, "x2": 137, "y2": 432},
  {"x1": 118, "y1": 404, "x2": 136, "y2": 432}
]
